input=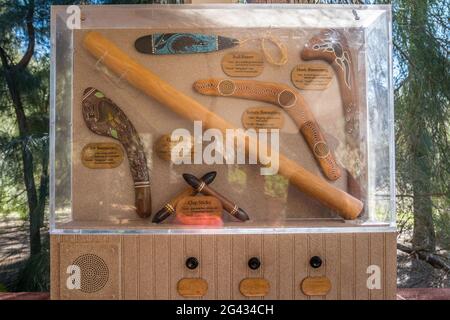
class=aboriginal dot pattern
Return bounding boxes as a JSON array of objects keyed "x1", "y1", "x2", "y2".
[
  {"x1": 314, "y1": 142, "x2": 330, "y2": 158},
  {"x1": 73, "y1": 254, "x2": 109, "y2": 293},
  {"x1": 301, "y1": 121, "x2": 340, "y2": 181},
  {"x1": 218, "y1": 80, "x2": 236, "y2": 95},
  {"x1": 278, "y1": 90, "x2": 297, "y2": 108}
]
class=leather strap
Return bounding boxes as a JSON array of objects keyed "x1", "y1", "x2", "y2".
[{"x1": 194, "y1": 78, "x2": 341, "y2": 181}]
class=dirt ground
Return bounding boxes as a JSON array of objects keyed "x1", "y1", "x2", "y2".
[
  {"x1": 0, "y1": 216, "x2": 448, "y2": 291},
  {"x1": 0, "y1": 217, "x2": 30, "y2": 290},
  {"x1": 397, "y1": 250, "x2": 449, "y2": 288}
]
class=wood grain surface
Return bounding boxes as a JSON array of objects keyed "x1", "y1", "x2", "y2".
[{"x1": 51, "y1": 232, "x2": 396, "y2": 300}]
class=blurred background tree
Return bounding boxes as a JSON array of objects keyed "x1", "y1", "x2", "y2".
[{"x1": 0, "y1": 0, "x2": 448, "y2": 291}]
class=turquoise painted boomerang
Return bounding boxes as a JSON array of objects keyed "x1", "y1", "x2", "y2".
[{"x1": 135, "y1": 33, "x2": 239, "y2": 55}]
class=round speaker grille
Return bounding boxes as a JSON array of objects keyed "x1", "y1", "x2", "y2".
[
  {"x1": 73, "y1": 254, "x2": 109, "y2": 293},
  {"x1": 218, "y1": 80, "x2": 236, "y2": 96},
  {"x1": 278, "y1": 90, "x2": 297, "y2": 108}
]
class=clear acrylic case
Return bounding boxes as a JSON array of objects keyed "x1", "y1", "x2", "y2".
[{"x1": 50, "y1": 4, "x2": 395, "y2": 234}]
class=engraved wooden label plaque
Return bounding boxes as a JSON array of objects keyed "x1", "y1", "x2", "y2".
[
  {"x1": 222, "y1": 51, "x2": 264, "y2": 77},
  {"x1": 242, "y1": 106, "x2": 284, "y2": 130},
  {"x1": 176, "y1": 196, "x2": 222, "y2": 217},
  {"x1": 154, "y1": 134, "x2": 194, "y2": 163},
  {"x1": 81, "y1": 143, "x2": 124, "y2": 169},
  {"x1": 291, "y1": 63, "x2": 333, "y2": 90},
  {"x1": 176, "y1": 196, "x2": 223, "y2": 226}
]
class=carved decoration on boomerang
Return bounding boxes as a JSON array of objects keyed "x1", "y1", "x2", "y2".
[
  {"x1": 82, "y1": 31, "x2": 363, "y2": 220},
  {"x1": 82, "y1": 87, "x2": 152, "y2": 218},
  {"x1": 301, "y1": 29, "x2": 363, "y2": 199},
  {"x1": 193, "y1": 78, "x2": 341, "y2": 181}
]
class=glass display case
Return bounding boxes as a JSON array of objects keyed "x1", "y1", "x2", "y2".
[{"x1": 50, "y1": 4, "x2": 396, "y2": 300}]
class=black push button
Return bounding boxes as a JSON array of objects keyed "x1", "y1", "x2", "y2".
[
  {"x1": 309, "y1": 256, "x2": 323, "y2": 268},
  {"x1": 248, "y1": 257, "x2": 261, "y2": 270},
  {"x1": 186, "y1": 257, "x2": 199, "y2": 270}
]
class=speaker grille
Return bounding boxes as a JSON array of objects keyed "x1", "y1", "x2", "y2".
[{"x1": 73, "y1": 254, "x2": 109, "y2": 293}]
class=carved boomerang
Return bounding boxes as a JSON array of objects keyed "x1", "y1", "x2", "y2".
[
  {"x1": 82, "y1": 87, "x2": 152, "y2": 218},
  {"x1": 135, "y1": 33, "x2": 239, "y2": 55},
  {"x1": 302, "y1": 29, "x2": 363, "y2": 199},
  {"x1": 193, "y1": 78, "x2": 341, "y2": 181},
  {"x1": 301, "y1": 29, "x2": 358, "y2": 141}
]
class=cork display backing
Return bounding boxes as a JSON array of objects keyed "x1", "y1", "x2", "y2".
[
  {"x1": 66, "y1": 27, "x2": 367, "y2": 228},
  {"x1": 51, "y1": 232, "x2": 397, "y2": 300}
]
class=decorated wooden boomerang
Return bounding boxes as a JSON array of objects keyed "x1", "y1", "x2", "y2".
[
  {"x1": 82, "y1": 87, "x2": 152, "y2": 218},
  {"x1": 135, "y1": 33, "x2": 240, "y2": 55},
  {"x1": 301, "y1": 29, "x2": 359, "y2": 147},
  {"x1": 193, "y1": 78, "x2": 341, "y2": 181},
  {"x1": 301, "y1": 29, "x2": 363, "y2": 199},
  {"x1": 83, "y1": 31, "x2": 363, "y2": 220}
]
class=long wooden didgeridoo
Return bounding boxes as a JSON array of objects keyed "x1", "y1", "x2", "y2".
[
  {"x1": 82, "y1": 87, "x2": 152, "y2": 218},
  {"x1": 83, "y1": 31, "x2": 363, "y2": 220},
  {"x1": 183, "y1": 173, "x2": 250, "y2": 222},
  {"x1": 301, "y1": 29, "x2": 362, "y2": 199},
  {"x1": 193, "y1": 78, "x2": 341, "y2": 181},
  {"x1": 152, "y1": 171, "x2": 217, "y2": 223}
]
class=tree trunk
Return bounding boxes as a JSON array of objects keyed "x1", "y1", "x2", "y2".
[
  {"x1": 412, "y1": 174, "x2": 436, "y2": 251},
  {"x1": 4, "y1": 69, "x2": 41, "y2": 256},
  {"x1": 409, "y1": 0, "x2": 436, "y2": 252},
  {"x1": 38, "y1": 140, "x2": 49, "y2": 228},
  {"x1": 0, "y1": 0, "x2": 40, "y2": 256}
]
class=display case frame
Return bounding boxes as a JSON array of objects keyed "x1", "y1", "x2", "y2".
[
  {"x1": 50, "y1": 4, "x2": 396, "y2": 300},
  {"x1": 50, "y1": 4, "x2": 395, "y2": 235}
]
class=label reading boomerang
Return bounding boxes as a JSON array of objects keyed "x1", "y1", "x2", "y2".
[
  {"x1": 81, "y1": 143, "x2": 124, "y2": 169},
  {"x1": 242, "y1": 106, "x2": 284, "y2": 130},
  {"x1": 291, "y1": 63, "x2": 333, "y2": 90}
]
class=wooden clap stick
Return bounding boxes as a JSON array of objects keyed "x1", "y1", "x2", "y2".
[
  {"x1": 182, "y1": 173, "x2": 250, "y2": 222},
  {"x1": 152, "y1": 171, "x2": 217, "y2": 223},
  {"x1": 301, "y1": 29, "x2": 362, "y2": 199},
  {"x1": 82, "y1": 87, "x2": 151, "y2": 218},
  {"x1": 83, "y1": 31, "x2": 363, "y2": 220},
  {"x1": 193, "y1": 78, "x2": 341, "y2": 181}
]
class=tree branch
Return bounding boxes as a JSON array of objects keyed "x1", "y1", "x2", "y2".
[
  {"x1": 397, "y1": 243, "x2": 450, "y2": 272},
  {"x1": 0, "y1": 45, "x2": 11, "y2": 69},
  {"x1": 16, "y1": 0, "x2": 35, "y2": 70}
]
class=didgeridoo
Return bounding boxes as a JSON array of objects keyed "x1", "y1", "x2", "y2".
[
  {"x1": 193, "y1": 78, "x2": 341, "y2": 181},
  {"x1": 152, "y1": 171, "x2": 217, "y2": 223},
  {"x1": 82, "y1": 87, "x2": 151, "y2": 218},
  {"x1": 301, "y1": 29, "x2": 362, "y2": 199},
  {"x1": 182, "y1": 173, "x2": 250, "y2": 222},
  {"x1": 83, "y1": 31, "x2": 363, "y2": 220}
]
